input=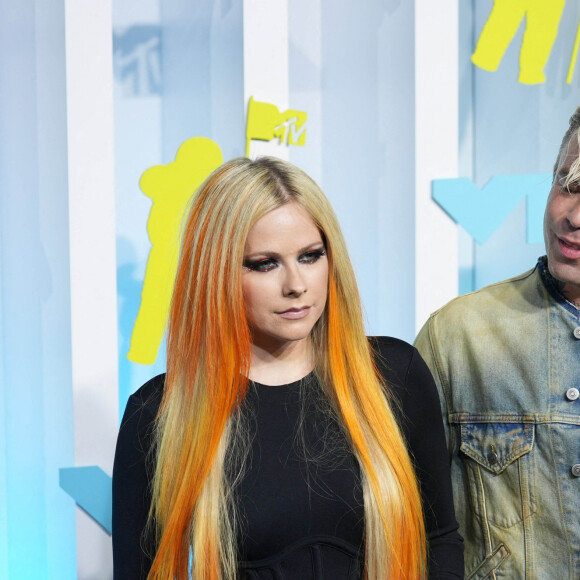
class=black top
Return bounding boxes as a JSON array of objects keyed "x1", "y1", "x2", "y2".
[{"x1": 113, "y1": 337, "x2": 463, "y2": 579}]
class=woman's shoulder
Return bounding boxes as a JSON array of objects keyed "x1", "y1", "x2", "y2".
[
  {"x1": 121, "y1": 373, "x2": 166, "y2": 427},
  {"x1": 367, "y1": 336, "x2": 417, "y2": 383},
  {"x1": 367, "y1": 336, "x2": 436, "y2": 406},
  {"x1": 368, "y1": 335, "x2": 415, "y2": 359},
  {"x1": 134, "y1": 372, "x2": 166, "y2": 399}
]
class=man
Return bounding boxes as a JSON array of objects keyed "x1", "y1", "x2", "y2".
[{"x1": 415, "y1": 107, "x2": 580, "y2": 579}]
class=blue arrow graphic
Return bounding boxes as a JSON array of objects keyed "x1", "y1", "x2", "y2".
[
  {"x1": 432, "y1": 173, "x2": 552, "y2": 245},
  {"x1": 59, "y1": 466, "x2": 112, "y2": 534}
]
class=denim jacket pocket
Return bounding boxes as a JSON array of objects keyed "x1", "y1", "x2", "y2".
[
  {"x1": 459, "y1": 422, "x2": 536, "y2": 528},
  {"x1": 466, "y1": 542, "x2": 509, "y2": 580}
]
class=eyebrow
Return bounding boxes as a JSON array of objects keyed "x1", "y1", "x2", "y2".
[
  {"x1": 557, "y1": 166, "x2": 580, "y2": 182},
  {"x1": 243, "y1": 241, "x2": 325, "y2": 260}
]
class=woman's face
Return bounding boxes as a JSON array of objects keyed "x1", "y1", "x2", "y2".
[{"x1": 242, "y1": 202, "x2": 329, "y2": 353}]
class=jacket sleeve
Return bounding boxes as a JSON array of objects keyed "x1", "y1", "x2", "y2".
[
  {"x1": 112, "y1": 379, "x2": 162, "y2": 579},
  {"x1": 414, "y1": 320, "x2": 453, "y2": 454}
]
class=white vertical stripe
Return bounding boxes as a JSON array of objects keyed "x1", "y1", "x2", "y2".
[
  {"x1": 414, "y1": 0, "x2": 459, "y2": 331},
  {"x1": 0, "y1": 177, "x2": 6, "y2": 580},
  {"x1": 287, "y1": 0, "x2": 322, "y2": 185},
  {"x1": 65, "y1": 0, "x2": 118, "y2": 577},
  {"x1": 243, "y1": 0, "x2": 289, "y2": 160}
]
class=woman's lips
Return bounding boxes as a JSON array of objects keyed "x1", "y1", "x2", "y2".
[
  {"x1": 277, "y1": 307, "x2": 311, "y2": 320},
  {"x1": 558, "y1": 236, "x2": 580, "y2": 259}
]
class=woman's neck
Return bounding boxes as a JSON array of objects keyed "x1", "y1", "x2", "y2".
[{"x1": 248, "y1": 337, "x2": 314, "y2": 386}]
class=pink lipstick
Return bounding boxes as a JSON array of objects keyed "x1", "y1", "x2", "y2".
[{"x1": 278, "y1": 307, "x2": 311, "y2": 320}]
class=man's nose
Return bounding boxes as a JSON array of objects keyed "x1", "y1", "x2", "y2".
[{"x1": 567, "y1": 197, "x2": 580, "y2": 229}]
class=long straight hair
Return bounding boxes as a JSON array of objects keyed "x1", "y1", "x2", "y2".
[{"x1": 148, "y1": 157, "x2": 426, "y2": 579}]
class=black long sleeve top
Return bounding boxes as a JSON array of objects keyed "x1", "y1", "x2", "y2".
[{"x1": 113, "y1": 337, "x2": 463, "y2": 579}]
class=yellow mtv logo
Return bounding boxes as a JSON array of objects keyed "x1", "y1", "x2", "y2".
[
  {"x1": 471, "y1": 0, "x2": 578, "y2": 84},
  {"x1": 245, "y1": 97, "x2": 307, "y2": 156}
]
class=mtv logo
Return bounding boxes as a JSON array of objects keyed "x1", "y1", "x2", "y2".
[{"x1": 246, "y1": 97, "x2": 307, "y2": 155}]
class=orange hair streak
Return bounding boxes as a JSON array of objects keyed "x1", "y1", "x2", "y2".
[
  {"x1": 322, "y1": 265, "x2": 426, "y2": 579},
  {"x1": 148, "y1": 182, "x2": 252, "y2": 579}
]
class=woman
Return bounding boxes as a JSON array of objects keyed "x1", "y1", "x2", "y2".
[{"x1": 113, "y1": 157, "x2": 463, "y2": 579}]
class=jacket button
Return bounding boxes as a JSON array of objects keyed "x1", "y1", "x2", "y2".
[
  {"x1": 566, "y1": 388, "x2": 580, "y2": 401},
  {"x1": 487, "y1": 451, "x2": 499, "y2": 465},
  {"x1": 574, "y1": 327, "x2": 580, "y2": 339},
  {"x1": 572, "y1": 464, "x2": 580, "y2": 477}
]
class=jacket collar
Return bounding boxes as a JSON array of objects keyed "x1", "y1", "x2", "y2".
[{"x1": 538, "y1": 256, "x2": 580, "y2": 318}]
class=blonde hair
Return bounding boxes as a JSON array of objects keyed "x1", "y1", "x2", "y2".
[
  {"x1": 148, "y1": 157, "x2": 426, "y2": 579},
  {"x1": 555, "y1": 106, "x2": 580, "y2": 186}
]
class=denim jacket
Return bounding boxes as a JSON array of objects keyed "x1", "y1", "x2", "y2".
[{"x1": 415, "y1": 258, "x2": 580, "y2": 579}]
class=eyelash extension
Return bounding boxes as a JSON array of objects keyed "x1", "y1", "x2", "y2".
[
  {"x1": 243, "y1": 248, "x2": 326, "y2": 272},
  {"x1": 299, "y1": 249, "x2": 326, "y2": 263},
  {"x1": 243, "y1": 258, "x2": 278, "y2": 272}
]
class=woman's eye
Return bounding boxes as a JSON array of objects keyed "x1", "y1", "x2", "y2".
[
  {"x1": 299, "y1": 249, "x2": 326, "y2": 264},
  {"x1": 243, "y1": 259, "x2": 278, "y2": 272}
]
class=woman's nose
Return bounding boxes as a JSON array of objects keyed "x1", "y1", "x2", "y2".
[{"x1": 282, "y1": 265, "x2": 307, "y2": 296}]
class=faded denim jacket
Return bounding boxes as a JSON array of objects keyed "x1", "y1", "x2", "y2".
[{"x1": 415, "y1": 258, "x2": 580, "y2": 579}]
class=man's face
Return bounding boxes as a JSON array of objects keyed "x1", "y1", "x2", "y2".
[{"x1": 543, "y1": 136, "x2": 580, "y2": 304}]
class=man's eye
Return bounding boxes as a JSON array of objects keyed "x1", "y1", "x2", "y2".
[
  {"x1": 298, "y1": 249, "x2": 326, "y2": 264},
  {"x1": 558, "y1": 175, "x2": 580, "y2": 193},
  {"x1": 243, "y1": 259, "x2": 278, "y2": 272}
]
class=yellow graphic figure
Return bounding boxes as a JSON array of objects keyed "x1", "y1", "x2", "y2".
[
  {"x1": 127, "y1": 137, "x2": 223, "y2": 364},
  {"x1": 245, "y1": 96, "x2": 307, "y2": 156},
  {"x1": 567, "y1": 18, "x2": 580, "y2": 83},
  {"x1": 471, "y1": 0, "x2": 565, "y2": 84}
]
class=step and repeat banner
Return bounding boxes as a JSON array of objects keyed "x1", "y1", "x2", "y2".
[{"x1": 1, "y1": 0, "x2": 580, "y2": 577}]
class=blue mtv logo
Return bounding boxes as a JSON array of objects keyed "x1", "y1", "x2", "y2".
[{"x1": 432, "y1": 173, "x2": 552, "y2": 245}]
